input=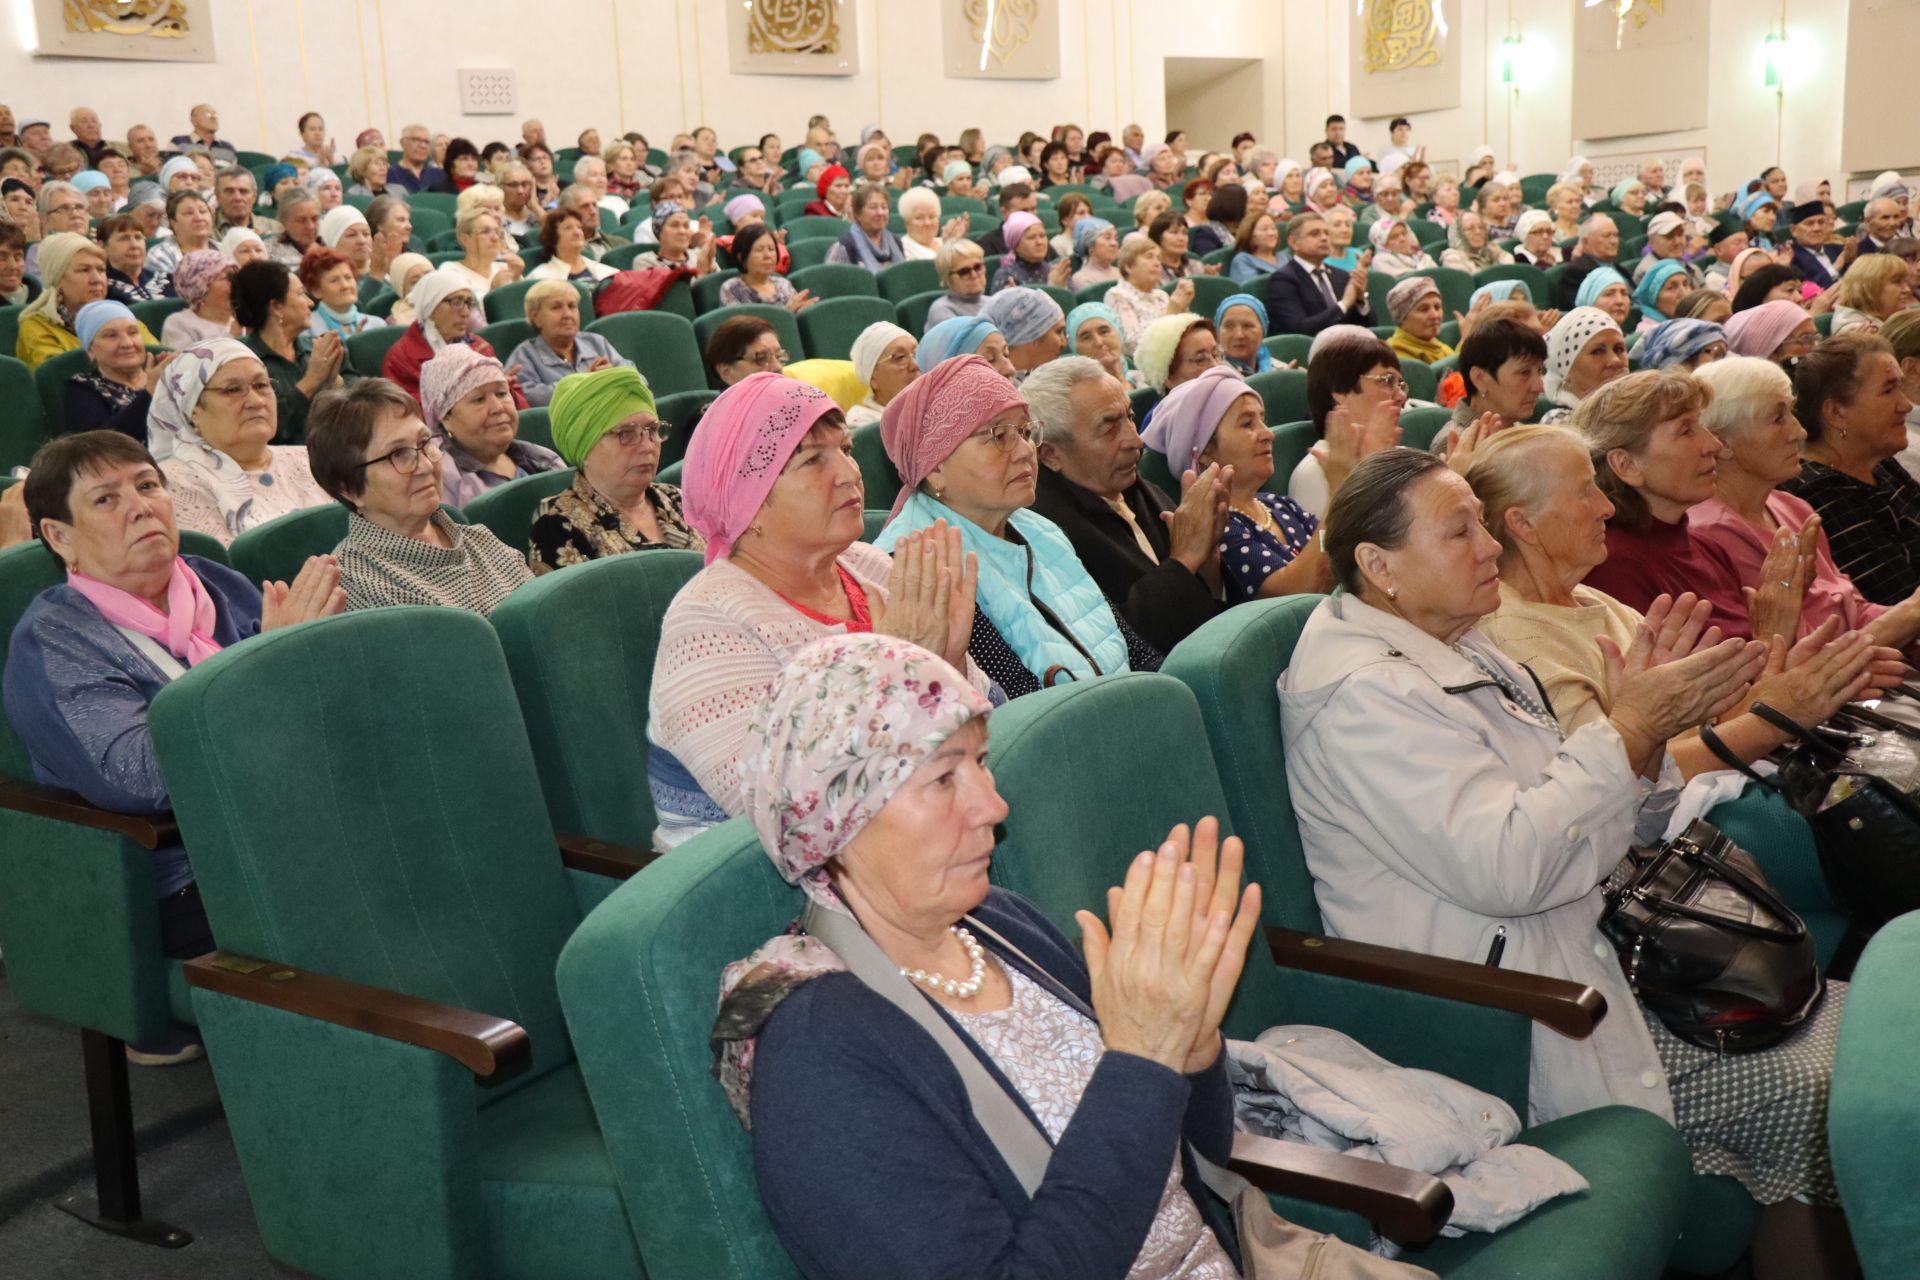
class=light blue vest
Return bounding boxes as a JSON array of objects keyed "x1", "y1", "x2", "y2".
[{"x1": 876, "y1": 493, "x2": 1129, "y2": 685}]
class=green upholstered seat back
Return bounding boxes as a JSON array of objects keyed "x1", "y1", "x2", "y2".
[
  {"x1": 0, "y1": 540, "x2": 65, "y2": 780},
  {"x1": 227, "y1": 503, "x2": 349, "y2": 586},
  {"x1": 982, "y1": 672, "x2": 1286, "y2": 1037},
  {"x1": 149, "y1": 607, "x2": 583, "y2": 1086},
  {"x1": 798, "y1": 296, "x2": 898, "y2": 362},
  {"x1": 1160, "y1": 595, "x2": 1325, "y2": 932},
  {"x1": 489, "y1": 548, "x2": 703, "y2": 845},
  {"x1": 557, "y1": 817, "x2": 804, "y2": 1279},
  {"x1": 1831, "y1": 911, "x2": 1920, "y2": 1278},
  {"x1": 462, "y1": 467, "x2": 576, "y2": 550}
]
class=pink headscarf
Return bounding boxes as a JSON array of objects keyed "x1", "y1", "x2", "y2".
[
  {"x1": 1001, "y1": 210, "x2": 1043, "y2": 257},
  {"x1": 418, "y1": 343, "x2": 509, "y2": 432},
  {"x1": 69, "y1": 558, "x2": 224, "y2": 668},
  {"x1": 1140, "y1": 365, "x2": 1261, "y2": 473},
  {"x1": 1723, "y1": 246, "x2": 1773, "y2": 298},
  {"x1": 1724, "y1": 300, "x2": 1812, "y2": 360},
  {"x1": 1303, "y1": 167, "x2": 1339, "y2": 212},
  {"x1": 681, "y1": 371, "x2": 839, "y2": 564},
  {"x1": 878, "y1": 355, "x2": 1027, "y2": 520}
]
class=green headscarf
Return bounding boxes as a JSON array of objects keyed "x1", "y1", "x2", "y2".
[{"x1": 549, "y1": 366, "x2": 657, "y2": 466}]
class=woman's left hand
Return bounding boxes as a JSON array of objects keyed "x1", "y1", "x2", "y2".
[
  {"x1": 940, "y1": 214, "x2": 970, "y2": 241},
  {"x1": 1170, "y1": 817, "x2": 1263, "y2": 1073},
  {"x1": 261, "y1": 555, "x2": 347, "y2": 632},
  {"x1": 1047, "y1": 257, "x2": 1073, "y2": 287},
  {"x1": 135, "y1": 350, "x2": 176, "y2": 393}
]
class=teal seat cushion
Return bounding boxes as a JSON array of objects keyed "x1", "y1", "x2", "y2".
[
  {"x1": 1830, "y1": 910, "x2": 1920, "y2": 1280},
  {"x1": 478, "y1": 1065, "x2": 644, "y2": 1280}
]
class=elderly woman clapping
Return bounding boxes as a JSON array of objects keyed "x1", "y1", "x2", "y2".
[
  {"x1": 647, "y1": 373, "x2": 994, "y2": 849},
  {"x1": 723, "y1": 633, "x2": 1260, "y2": 1280},
  {"x1": 146, "y1": 337, "x2": 332, "y2": 544},
  {"x1": 875, "y1": 356, "x2": 1155, "y2": 697},
  {"x1": 527, "y1": 366, "x2": 702, "y2": 574},
  {"x1": 418, "y1": 344, "x2": 564, "y2": 506},
  {"x1": 1280, "y1": 448, "x2": 1856, "y2": 1243},
  {"x1": 305, "y1": 378, "x2": 534, "y2": 614},
  {"x1": 507, "y1": 279, "x2": 631, "y2": 407},
  {"x1": 4, "y1": 431, "x2": 342, "y2": 1058}
]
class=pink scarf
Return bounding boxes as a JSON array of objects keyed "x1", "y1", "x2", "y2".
[{"x1": 68, "y1": 558, "x2": 225, "y2": 668}]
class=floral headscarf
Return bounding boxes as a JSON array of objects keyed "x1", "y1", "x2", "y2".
[
  {"x1": 1386, "y1": 275, "x2": 1440, "y2": 327},
  {"x1": 171, "y1": 249, "x2": 236, "y2": 308},
  {"x1": 1636, "y1": 318, "x2": 1727, "y2": 371},
  {"x1": 711, "y1": 634, "x2": 994, "y2": 1126},
  {"x1": 149, "y1": 337, "x2": 270, "y2": 536},
  {"x1": 1302, "y1": 167, "x2": 1339, "y2": 213}
]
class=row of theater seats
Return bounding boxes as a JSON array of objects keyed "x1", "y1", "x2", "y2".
[{"x1": 3, "y1": 534, "x2": 1915, "y2": 1276}]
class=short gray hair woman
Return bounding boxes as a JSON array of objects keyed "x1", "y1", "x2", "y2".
[
  {"x1": 1282, "y1": 445, "x2": 1852, "y2": 1243},
  {"x1": 926, "y1": 238, "x2": 988, "y2": 329}
]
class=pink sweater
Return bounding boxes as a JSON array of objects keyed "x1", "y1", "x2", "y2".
[{"x1": 1687, "y1": 491, "x2": 1888, "y2": 640}]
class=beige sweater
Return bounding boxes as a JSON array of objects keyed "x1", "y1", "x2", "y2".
[{"x1": 1477, "y1": 580, "x2": 1641, "y2": 735}]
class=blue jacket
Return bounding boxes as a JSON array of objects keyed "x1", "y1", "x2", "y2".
[
  {"x1": 1265, "y1": 257, "x2": 1370, "y2": 336},
  {"x1": 2, "y1": 555, "x2": 263, "y2": 896},
  {"x1": 876, "y1": 494, "x2": 1130, "y2": 685},
  {"x1": 1789, "y1": 241, "x2": 1841, "y2": 288},
  {"x1": 752, "y1": 887, "x2": 1237, "y2": 1280}
]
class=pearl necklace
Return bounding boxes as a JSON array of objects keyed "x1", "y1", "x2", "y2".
[{"x1": 900, "y1": 926, "x2": 987, "y2": 999}]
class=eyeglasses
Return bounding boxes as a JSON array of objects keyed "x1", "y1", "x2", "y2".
[
  {"x1": 879, "y1": 347, "x2": 917, "y2": 369},
  {"x1": 611, "y1": 422, "x2": 668, "y2": 446},
  {"x1": 969, "y1": 420, "x2": 1034, "y2": 453},
  {"x1": 1179, "y1": 347, "x2": 1222, "y2": 371},
  {"x1": 737, "y1": 348, "x2": 790, "y2": 369},
  {"x1": 438, "y1": 295, "x2": 476, "y2": 312},
  {"x1": 1361, "y1": 372, "x2": 1409, "y2": 393},
  {"x1": 952, "y1": 262, "x2": 987, "y2": 278},
  {"x1": 1778, "y1": 332, "x2": 1818, "y2": 354},
  {"x1": 356, "y1": 437, "x2": 442, "y2": 475},
  {"x1": 202, "y1": 376, "x2": 275, "y2": 401}
]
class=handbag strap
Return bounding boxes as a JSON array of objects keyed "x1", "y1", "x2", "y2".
[
  {"x1": 801, "y1": 900, "x2": 1055, "y2": 1196},
  {"x1": 1641, "y1": 824, "x2": 1807, "y2": 943},
  {"x1": 1749, "y1": 702, "x2": 1851, "y2": 766},
  {"x1": 1697, "y1": 721, "x2": 1777, "y2": 790}
]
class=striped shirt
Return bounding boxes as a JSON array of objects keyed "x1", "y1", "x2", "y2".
[{"x1": 1779, "y1": 460, "x2": 1920, "y2": 606}]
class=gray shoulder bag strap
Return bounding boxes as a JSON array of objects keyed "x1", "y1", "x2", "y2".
[{"x1": 801, "y1": 900, "x2": 1055, "y2": 1195}]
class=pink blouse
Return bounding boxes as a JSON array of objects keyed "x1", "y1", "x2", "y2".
[{"x1": 1687, "y1": 490, "x2": 1888, "y2": 640}]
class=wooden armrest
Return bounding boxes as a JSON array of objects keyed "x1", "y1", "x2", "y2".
[
  {"x1": 184, "y1": 952, "x2": 531, "y2": 1082},
  {"x1": 0, "y1": 777, "x2": 179, "y2": 850},
  {"x1": 556, "y1": 833, "x2": 657, "y2": 881},
  {"x1": 1227, "y1": 1131, "x2": 1454, "y2": 1246},
  {"x1": 1269, "y1": 926, "x2": 1606, "y2": 1039}
]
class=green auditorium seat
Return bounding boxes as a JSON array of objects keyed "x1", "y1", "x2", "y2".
[
  {"x1": 785, "y1": 238, "x2": 836, "y2": 271},
  {"x1": 490, "y1": 549, "x2": 704, "y2": 864},
  {"x1": 1400, "y1": 359, "x2": 1438, "y2": 402},
  {"x1": 478, "y1": 318, "x2": 534, "y2": 361},
  {"x1": 150, "y1": 608, "x2": 652, "y2": 1279},
  {"x1": 1263, "y1": 333, "x2": 1312, "y2": 366},
  {"x1": 1159, "y1": 598, "x2": 1760, "y2": 1273},
  {"x1": 1832, "y1": 909, "x2": 1920, "y2": 1279},
  {"x1": 692, "y1": 269, "x2": 740, "y2": 313},
  {"x1": 586, "y1": 311, "x2": 708, "y2": 397},
  {"x1": 798, "y1": 296, "x2": 897, "y2": 361},
  {"x1": 129, "y1": 297, "x2": 186, "y2": 336},
  {"x1": 0, "y1": 354, "x2": 49, "y2": 467},
  {"x1": 1129, "y1": 385, "x2": 1160, "y2": 423},
  {"x1": 789, "y1": 263, "x2": 878, "y2": 301},
  {"x1": 848, "y1": 421, "x2": 902, "y2": 510},
  {"x1": 516, "y1": 406, "x2": 554, "y2": 451},
  {"x1": 875, "y1": 258, "x2": 939, "y2": 303},
  {"x1": 893, "y1": 290, "x2": 945, "y2": 339},
  {"x1": 1471, "y1": 263, "x2": 1550, "y2": 303},
  {"x1": 984, "y1": 672, "x2": 1693, "y2": 1274},
  {"x1": 1245, "y1": 368, "x2": 1308, "y2": 426},
  {"x1": 0, "y1": 303, "x2": 25, "y2": 361},
  {"x1": 1180, "y1": 273, "x2": 1242, "y2": 318},
  {"x1": 1075, "y1": 280, "x2": 1118, "y2": 308},
  {"x1": 486, "y1": 277, "x2": 594, "y2": 326},
  {"x1": 462, "y1": 467, "x2": 576, "y2": 549},
  {"x1": 1399, "y1": 404, "x2": 1456, "y2": 451},
  {"x1": 654, "y1": 389, "x2": 718, "y2": 469},
  {"x1": 782, "y1": 216, "x2": 851, "y2": 243},
  {"x1": 344, "y1": 324, "x2": 407, "y2": 378}
]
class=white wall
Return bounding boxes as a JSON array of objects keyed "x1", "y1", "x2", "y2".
[{"x1": 0, "y1": 0, "x2": 1887, "y2": 201}]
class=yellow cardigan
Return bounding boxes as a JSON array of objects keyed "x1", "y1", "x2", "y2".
[{"x1": 15, "y1": 313, "x2": 160, "y2": 370}]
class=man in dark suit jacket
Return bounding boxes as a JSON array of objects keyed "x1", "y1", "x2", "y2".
[
  {"x1": 1024, "y1": 357, "x2": 1225, "y2": 653},
  {"x1": 1556, "y1": 213, "x2": 1620, "y2": 308},
  {"x1": 1787, "y1": 200, "x2": 1844, "y2": 288},
  {"x1": 1265, "y1": 213, "x2": 1372, "y2": 336}
]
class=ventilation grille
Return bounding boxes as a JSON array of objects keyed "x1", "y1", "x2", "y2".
[{"x1": 457, "y1": 68, "x2": 517, "y2": 115}]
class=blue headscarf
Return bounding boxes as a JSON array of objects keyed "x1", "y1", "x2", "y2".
[
  {"x1": 1736, "y1": 189, "x2": 1779, "y2": 220},
  {"x1": 1635, "y1": 318, "x2": 1728, "y2": 370},
  {"x1": 74, "y1": 299, "x2": 136, "y2": 352},
  {"x1": 796, "y1": 148, "x2": 825, "y2": 176},
  {"x1": 1470, "y1": 279, "x2": 1532, "y2": 307},
  {"x1": 916, "y1": 316, "x2": 1000, "y2": 371},
  {"x1": 1575, "y1": 266, "x2": 1630, "y2": 311},
  {"x1": 1632, "y1": 260, "x2": 1690, "y2": 322},
  {"x1": 261, "y1": 162, "x2": 298, "y2": 193},
  {"x1": 1072, "y1": 216, "x2": 1115, "y2": 261},
  {"x1": 1210, "y1": 293, "x2": 1274, "y2": 373}
]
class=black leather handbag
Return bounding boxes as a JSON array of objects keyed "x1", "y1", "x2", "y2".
[
  {"x1": 1599, "y1": 819, "x2": 1823, "y2": 1054},
  {"x1": 1702, "y1": 701, "x2": 1920, "y2": 929}
]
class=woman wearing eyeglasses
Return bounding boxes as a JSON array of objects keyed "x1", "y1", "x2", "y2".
[
  {"x1": 705, "y1": 315, "x2": 789, "y2": 387},
  {"x1": 145, "y1": 337, "x2": 333, "y2": 544},
  {"x1": 306, "y1": 378, "x2": 534, "y2": 615},
  {"x1": 526, "y1": 366, "x2": 704, "y2": 574},
  {"x1": 925, "y1": 238, "x2": 989, "y2": 329}
]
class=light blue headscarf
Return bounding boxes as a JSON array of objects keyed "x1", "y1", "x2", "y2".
[
  {"x1": 796, "y1": 148, "x2": 825, "y2": 176},
  {"x1": 1632, "y1": 259, "x2": 1690, "y2": 322},
  {"x1": 1343, "y1": 156, "x2": 1373, "y2": 179},
  {"x1": 1470, "y1": 279, "x2": 1532, "y2": 307},
  {"x1": 916, "y1": 316, "x2": 1000, "y2": 371},
  {"x1": 74, "y1": 299, "x2": 136, "y2": 352},
  {"x1": 1736, "y1": 190, "x2": 1779, "y2": 220},
  {"x1": 1636, "y1": 318, "x2": 1728, "y2": 370},
  {"x1": 1064, "y1": 302, "x2": 1121, "y2": 354},
  {"x1": 1575, "y1": 266, "x2": 1630, "y2": 311},
  {"x1": 1072, "y1": 216, "x2": 1115, "y2": 261},
  {"x1": 1210, "y1": 293, "x2": 1273, "y2": 373}
]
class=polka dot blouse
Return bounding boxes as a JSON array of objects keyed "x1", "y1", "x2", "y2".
[{"x1": 1222, "y1": 491, "x2": 1319, "y2": 605}]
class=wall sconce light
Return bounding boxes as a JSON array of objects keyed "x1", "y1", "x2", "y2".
[
  {"x1": 1763, "y1": 31, "x2": 1785, "y2": 88},
  {"x1": 1501, "y1": 35, "x2": 1522, "y2": 85}
]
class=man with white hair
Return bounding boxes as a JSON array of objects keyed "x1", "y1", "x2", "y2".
[
  {"x1": 1637, "y1": 156, "x2": 1668, "y2": 203},
  {"x1": 1558, "y1": 213, "x2": 1619, "y2": 308},
  {"x1": 570, "y1": 154, "x2": 629, "y2": 219},
  {"x1": 520, "y1": 119, "x2": 546, "y2": 149},
  {"x1": 171, "y1": 103, "x2": 235, "y2": 164},
  {"x1": 1024, "y1": 356, "x2": 1227, "y2": 653},
  {"x1": 1859, "y1": 196, "x2": 1906, "y2": 254},
  {"x1": 558, "y1": 183, "x2": 631, "y2": 258},
  {"x1": 68, "y1": 107, "x2": 109, "y2": 167}
]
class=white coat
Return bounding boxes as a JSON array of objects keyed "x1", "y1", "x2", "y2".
[{"x1": 1277, "y1": 591, "x2": 1676, "y2": 1126}]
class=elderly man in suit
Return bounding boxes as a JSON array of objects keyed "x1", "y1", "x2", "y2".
[{"x1": 1265, "y1": 213, "x2": 1372, "y2": 336}]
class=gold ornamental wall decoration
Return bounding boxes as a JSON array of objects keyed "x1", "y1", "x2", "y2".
[
  {"x1": 1362, "y1": 0, "x2": 1445, "y2": 75},
  {"x1": 745, "y1": 0, "x2": 841, "y2": 57},
  {"x1": 962, "y1": 0, "x2": 1039, "y2": 68},
  {"x1": 63, "y1": 0, "x2": 190, "y2": 39}
]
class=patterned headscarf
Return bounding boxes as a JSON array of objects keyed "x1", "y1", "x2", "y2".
[
  {"x1": 1575, "y1": 266, "x2": 1630, "y2": 311},
  {"x1": 1072, "y1": 215, "x2": 1115, "y2": 260},
  {"x1": 917, "y1": 316, "x2": 1001, "y2": 371},
  {"x1": 172, "y1": 249, "x2": 236, "y2": 308},
  {"x1": 1447, "y1": 216, "x2": 1504, "y2": 271},
  {"x1": 550, "y1": 365, "x2": 657, "y2": 466},
  {"x1": 712, "y1": 634, "x2": 994, "y2": 1126},
  {"x1": 1632, "y1": 259, "x2": 1690, "y2": 322},
  {"x1": 681, "y1": 371, "x2": 839, "y2": 563},
  {"x1": 1725, "y1": 300, "x2": 1811, "y2": 360},
  {"x1": 878, "y1": 355, "x2": 1026, "y2": 519},
  {"x1": 1302, "y1": 167, "x2": 1339, "y2": 212},
  {"x1": 148, "y1": 338, "x2": 270, "y2": 536},
  {"x1": 301, "y1": 166, "x2": 343, "y2": 197},
  {"x1": 650, "y1": 200, "x2": 686, "y2": 239},
  {"x1": 419, "y1": 343, "x2": 510, "y2": 432},
  {"x1": 981, "y1": 286, "x2": 1064, "y2": 347},
  {"x1": 1367, "y1": 217, "x2": 1404, "y2": 251},
  {"x1": 1386, "y1": 275, "x2": 1440, "y2": 326},
  {"x1": 1636, "y1": 319, "x2": 1728, "y2": 371},
  {"x1": 1141, "y1": 364, "x2": 1260, "y2": 473},
  {"x1": 1543, "y1": 308, "x2": 1621, "y2": 398}
]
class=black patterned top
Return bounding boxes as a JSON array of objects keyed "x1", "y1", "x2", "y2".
[
  {"x1": 525, "y1": 472, "x2": 703, "y2": 576},
  {"x1": 1780, "y1": 460, "x2": 1920, "y2": 605}
]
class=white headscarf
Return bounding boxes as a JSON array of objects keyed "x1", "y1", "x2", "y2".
[
  {"x1": 148, "y1": 337, "x2": 268, "y2": 536},
  {"x1": 216, "y1": 226, "x2": 264, "y2": 259},
  {"x1": 407, "y1": 266, "x2": 475, "y2": 352},
  {"x1": 318, "y1": 204, "x2": 368, "y2": 248},
  {"x1": 1544, "y1": 307, "x2": 1621, "y2": 400},
  {"x1": 849, "y1": 322, "x2": 911, "y2": 386}
]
